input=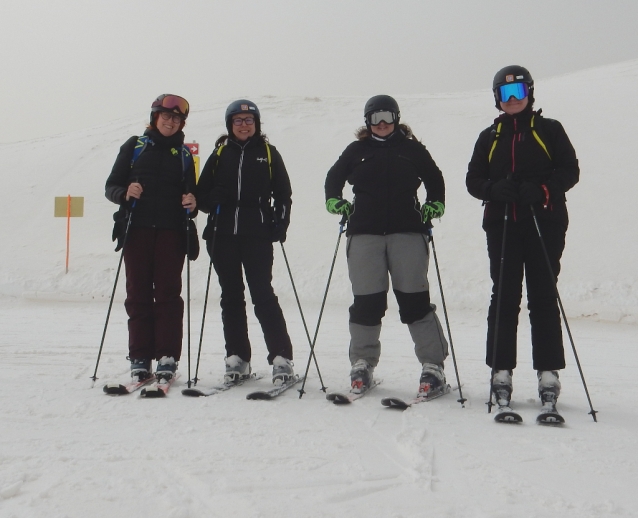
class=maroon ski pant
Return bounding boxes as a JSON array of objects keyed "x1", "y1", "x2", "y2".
[{"x1": 123, "y1": 227, "x2": 185, "y2": 361}]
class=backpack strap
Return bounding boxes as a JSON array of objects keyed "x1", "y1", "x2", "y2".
[
  {"x1": 265, "y1": 142, "x2": 272, "y2": 180},
  {"x1": 487, "y1": 115, "x2": 552, "y2": 163},
  {"x1": 531, "y1": 114, "x2": 551, "y2": 160},
  {"x1": 131, "y1": 136, "x2": 150, "y2": 167},
  {"x1": 488, "y1": 123, "x2": 502, "y2": 163}
]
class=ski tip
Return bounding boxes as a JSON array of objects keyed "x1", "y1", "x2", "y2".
[
  {"x1": 103, "y1": 384, "x2": 128, "y2": 395},
  {"x1": 381, "y1": 397, "x2": 409, "y2": 410},
  {"x1": 181, "y1": 389, "x2": 204, "y2": 397},
  {"x1": 246, "y1": 392, "x2": 272, "y2": 401},
  {"x1": 536, "y1": 413, "x2": 565, "y2": 425},
  {"x1": 494, "y1": 411, "x2": 523, "y2": 424}
]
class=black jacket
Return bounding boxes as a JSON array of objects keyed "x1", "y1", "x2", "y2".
[
  {"x1": 197, "y1": 136, "x2": 292, "y2": 239},
  {"x1": 105, "y1": 129, "x2": 197, "y2": 229},
  {"x1": 466, "y1": 109, "x2": 579, "y2": 228},
  {"x1": 324, "y1": 129, "x2": 445, "y2": 236}
]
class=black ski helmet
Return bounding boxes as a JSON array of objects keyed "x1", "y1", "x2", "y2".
[
  {"x1": 492, "y1": 65, "x2": 534, "y2": 108},
  {"x1": 150, "y1": 94, "x2": 189, "y2": 125},
  {"x1": 225, "y1": 99, "x2": 261, "y2": 134},
  {"x1": 364, "y1": 95, "x2": 400, "y2": 125}
]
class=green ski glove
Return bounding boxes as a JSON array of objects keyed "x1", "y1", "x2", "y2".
[
  {"x1": 326, "y1": 198, "x2": 352, "y2": 217},
  {"x1": 421, "y1": 201, "x2": 445, "y2": 223}
]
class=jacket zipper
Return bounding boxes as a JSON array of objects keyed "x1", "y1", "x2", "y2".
[{"x1": 511, "y1": 119, "x2": 518, "y2": 222}]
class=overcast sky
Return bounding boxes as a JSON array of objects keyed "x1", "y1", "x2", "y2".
[{"x1": 1, "y1": 0, "x2": 637, "y2": 143}]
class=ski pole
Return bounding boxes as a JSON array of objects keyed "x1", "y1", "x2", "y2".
[
  {"x1": 192, "y1": 205, "x2": 220, "y2": 386},
  {"x1": 487, "y1": 200, "x2": 511, "y2": 413},
  {"x1": 91, "y1": 200, "x2": 136, "y2": 387},
  {"x1": 185, "y1": 209, "x2": 192, "y2": 388},
  {"x1": 299, "y1": 214, "x2": 348, "y2": 398},
  {"x1": 280, "y1": 242, "x2": 326, "y2": 391},
  {"x1": 428, "y1": 229, "x2": 466, "y2": 407},
  {"x1": 530, "y1": 205, "x2": 598, "y2": 422}
]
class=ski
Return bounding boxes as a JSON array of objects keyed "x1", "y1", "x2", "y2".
[
  {"x1": 181, "y1": 373, "x2": 265, "y2": 397},
  {"x1": 140, "y1": 373, "x2": 180, "y2": 398},
  {"x1": 537, "y1": 403, "x2": 565, "y2": 425},
  {"x1": 381, "y1": 384, "x2": 451, "y2": 410},
  {"x1": 326, "y1": 379, "x2": 383, "y2": 404},
  {"x1": 494, "y1": 404, "x2": 523, "y2": 423},
  {"x1": 103, "y1": 375, "x2": 156, "y2": 395},
  {"x1": 246, "y1": 375, "x2": 305, "y2": 400}
]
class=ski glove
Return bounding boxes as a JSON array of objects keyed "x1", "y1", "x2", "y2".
[
  {"x1": 490, "y1": 179, "x2": 518, "y2": 203},
  {"x1": 421, "y1": 201, "x2": 445, "y2": 223},
  {"x1": 271, "y1": 224, "x2": 287, "y2": 243},
  {"x1": 326, "y1": 198, "x2": 352, "y2": 218},
  {"x1": 518, "y1": 181, "x2": 545, "y2": 205}
]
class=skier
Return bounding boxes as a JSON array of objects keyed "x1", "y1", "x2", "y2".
[
  {"x1": 197, "y1": 99, "x2": 295, "y2": 385},
  {"x1": 324, "y1": 95, "x2": 449, "y2": 396},
  {"x1": 105, "y1": 94, "x2": 197, "y2": 383},
  {"x1": 466, "y1": 66, "x2": 580, "y2": 417}
]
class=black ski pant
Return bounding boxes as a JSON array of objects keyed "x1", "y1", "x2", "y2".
[
  {"x1": 485, "y1": 217, "x2": 566, "y2": 371},
  {"x1": 209, "y1": 234, "x2": 293, "y2": 364},
  {"x1": 123, "y1": 227, "x2": 185, "y2": 362}
]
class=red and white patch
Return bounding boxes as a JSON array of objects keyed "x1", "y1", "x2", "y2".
[{"x1": 506, "y1": 74, "x2": 515, "y2": 82}]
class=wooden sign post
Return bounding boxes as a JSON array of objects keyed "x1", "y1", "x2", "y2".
[{"x1": 54, "y1": 195, "x2": 84, "y2": 273}]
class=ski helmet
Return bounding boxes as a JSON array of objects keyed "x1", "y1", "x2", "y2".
[
  {"x1": 364, "y1": 95, "x2": 400, "y2": 126},
  {"x1": 225, "y1": 99, "x2": 261, "y2": 134},
  {"x1": 492, "y1": 65, "x2": 534, "y2": 108}
]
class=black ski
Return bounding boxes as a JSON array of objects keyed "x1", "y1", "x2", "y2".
[
  {"x1": 326, "y1": 379, "x2": 382, "y2": 404},
  {"x1": 537, "y1": 403, "x2": 565, "y2": 425},
  {"x1": 381, "y1": 384, "x2": 451, "y2": 410},
  {"x1": 181, "y1": 373, "x2": 265, "y2": 397},
  {"x1": 246, "y1": 375, "x2": 304, "y2": 400}
]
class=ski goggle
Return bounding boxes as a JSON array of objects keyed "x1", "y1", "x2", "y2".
[
  {"x1": 151, "y1": 94, "x2": 190, "y2": 117},
  {"x1": 367, "y1": 110, "x2": 397, "y2": 126},
  {"x1": 496, "y1": 83, "x2": 529, "y2": 102}
]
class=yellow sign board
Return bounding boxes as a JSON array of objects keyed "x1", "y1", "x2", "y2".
[{"x1": 54, "y1": 196, "x2": 84, "y2": 217}]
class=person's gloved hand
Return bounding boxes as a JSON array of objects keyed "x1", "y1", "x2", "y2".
[
  {"x1": 518, "y1": 181, "x2": 545, "y2": 205},
  {"x1": 490, "y1": 179, "x2": 518, "y2": 202},
  {"x1": 326, "y1": 198, "x2": 352, "y2": 217},
  {"x1": 421, "y1": 201, "x2": 445, "y2": 223},
  {"x1": 271, "y1": 224, "x2": 288, "y2": 243}
]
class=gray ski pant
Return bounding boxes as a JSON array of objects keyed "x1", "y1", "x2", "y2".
[{"x1": 346, "y1": 233, "x2": 448, "y2": 368}]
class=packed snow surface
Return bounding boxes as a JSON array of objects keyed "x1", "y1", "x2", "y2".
[{"x1": 1, "y1": 61, "x2": 637, "y2": 517}]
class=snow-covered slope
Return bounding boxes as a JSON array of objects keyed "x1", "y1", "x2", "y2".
[
  {"x1": 1, "y1": 60, "x2": 637, "y2": 518},
  {"x1": 1, "y1": 60, "x2": 636, "y2": 322}
]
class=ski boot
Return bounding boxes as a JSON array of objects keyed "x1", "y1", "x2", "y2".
[
  {"x1": 272, "y1": 356, "x2": 295, "y2": 386},
  {"x1": 492, "y1": 370, "x2": 521, "y2": 423},
  {"x1": 129, "y1": 358, "x2": 152, "y2": 382},
  {"x1": 224, "y1": 355, "x2": 251, "y2": 383},
  {"x1": 537, "y1": 370, "x2": 564, "y2": 424},
  {"x1": 155, "y1": 356, "x2": 177, "y2": 382},
  {"x1": 418, "y1": 363, "x2": 449, "y2": 399},
  {"x1": 350, "y1": 359, "x2": 374, "y2": 394}
]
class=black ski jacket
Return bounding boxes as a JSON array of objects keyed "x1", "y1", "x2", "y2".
[
  {"x1": 325, "y1": 129, "x2": 445, "y2": 236},
  {"x1": 105, "y1": 129, "x2": 197, "y2": 229},
  {"x1": 197, "y1": 136, "x2": 292, "y2": 240},
  {"x1": 466, "y1": 109, "x2": 579, "y2": 229}
]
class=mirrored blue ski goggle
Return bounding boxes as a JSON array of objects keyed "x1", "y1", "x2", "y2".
[{"x1": 497, "y1": 82, "x2": 529, "y2": 102}]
